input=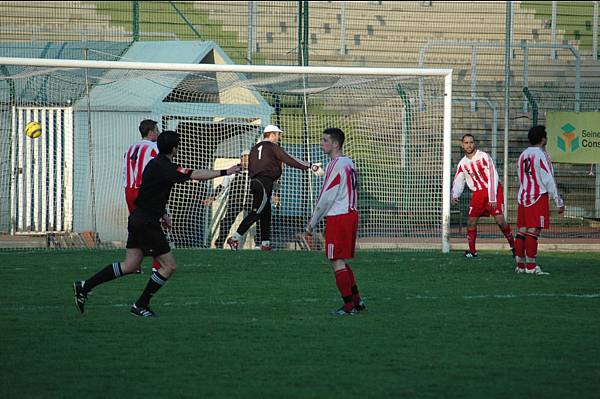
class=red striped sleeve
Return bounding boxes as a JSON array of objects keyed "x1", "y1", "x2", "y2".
[{"x1": 344, "y1": 165, "x2": 357, "y2": 211}]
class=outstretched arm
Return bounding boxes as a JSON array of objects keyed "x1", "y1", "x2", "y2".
[
  {"x1": 273, "y1": 146, "x2": 310, "y2": 171},
  {"x1": 190, "y1": 164, "x2": 241, "y2": 181}
]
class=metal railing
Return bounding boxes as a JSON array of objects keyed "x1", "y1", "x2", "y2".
[
  {"x1": 522, "y1": 87, "x2": 538, "y2": 126},
  {"x1": 418, "y1": 40, "x2": 582, "y2": 112}
]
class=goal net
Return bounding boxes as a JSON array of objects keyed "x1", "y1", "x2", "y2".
[{"x1": 0, "y1": 57, "x2": 452, "y2": 251}]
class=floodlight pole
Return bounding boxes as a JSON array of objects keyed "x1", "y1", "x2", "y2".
[{"x1": 503, "y1": 1, "x2": 512, "y2": 218}]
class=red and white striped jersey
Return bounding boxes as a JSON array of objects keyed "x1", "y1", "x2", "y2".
[
  {"x1": 123, "y1": 139, "x2": 159, "y2": 189},
  {"x1": 308, "y1": 156, "x2": 358, "y2": 230},
  {"x1": 452, "y1": 150, "x2": 500, "y2": 202},
  {"x1": 517, "y1": 147, "x2": 564, "y2": 208}
]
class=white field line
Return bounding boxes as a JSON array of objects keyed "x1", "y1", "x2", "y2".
[{"x1": 3, "y1": 293, "x2": 600, "y2": 313}]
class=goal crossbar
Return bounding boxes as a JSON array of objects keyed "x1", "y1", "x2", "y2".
[{"x1": 0, "y1": 56, "x2": 451, "y2": 76}]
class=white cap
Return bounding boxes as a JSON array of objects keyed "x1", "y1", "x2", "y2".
[
  {"x1": 263, "y1": 124, "x2": 283, "y2": 134},
  {"x1": 241, "y1": 149, "x2": 250, "y2": 156}
]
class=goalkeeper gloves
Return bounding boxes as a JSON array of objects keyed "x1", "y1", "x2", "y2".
[{"x1": 310, "y1": 163, "x2": 324, "y2": 177}]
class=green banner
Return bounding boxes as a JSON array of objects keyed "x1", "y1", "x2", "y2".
[{"x1": 546, "y1": 112, "x2": 600, "y2": 163}]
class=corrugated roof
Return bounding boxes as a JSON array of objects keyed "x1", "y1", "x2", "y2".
[{"x1": 78, "y1": 41, "x2": 219, "y2": 109}]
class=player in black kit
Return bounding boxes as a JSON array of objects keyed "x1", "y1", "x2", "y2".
[
  {"x1": 73, "y1": 131, "x2": 240, "y2": 317},
  {"x1": 226, "y1": 124, "x2": 323, "y2": 251}
]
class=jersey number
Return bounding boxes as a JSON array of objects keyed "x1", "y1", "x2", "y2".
[
  {"x1": 349, "y1": 168, "x2": 358, "y2": 189},
  {"x1": 129, "y1": 146, "x2": 139, "y2": 163},
  {"x1": 257, "y1": 145, "x2": 263, "y2": 160},
  {"x1": 523, "y1": 158, "x2": 532, "y2": 176}
]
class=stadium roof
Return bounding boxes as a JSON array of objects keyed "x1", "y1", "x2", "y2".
[{"x1": 73, "y1": 40, "x2": 271, "y2": 117}]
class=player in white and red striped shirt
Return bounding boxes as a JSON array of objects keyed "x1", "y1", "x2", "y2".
[
  {"x1": 306, "y1": 128, "x2": 365, "y2": 316},
  {"x1": 123, "y1": 119, "x2": 161, "y2": 272},
  {"x1": 515, "y1": 126, "x2": 565, "y2": 275},
  {"x1": 451, "y1": 134, "x2": 515, "y2": 258}
]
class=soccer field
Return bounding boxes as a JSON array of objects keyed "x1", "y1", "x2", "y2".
[{"x1": 1, "y1": 249, "x2": 599, "y2": 399}]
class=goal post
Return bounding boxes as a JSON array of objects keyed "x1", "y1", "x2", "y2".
[{"x1": 0, "y1": 56, "x2": 452, "y2": 252}]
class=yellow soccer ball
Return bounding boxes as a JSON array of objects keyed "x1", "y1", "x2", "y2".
[{"x1": 25, "y1": 121, "x2": 42, "y2": 139}]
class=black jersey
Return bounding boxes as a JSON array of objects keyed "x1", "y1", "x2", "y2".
[
  {"x1": 248, "y1": 141, "x2": 309, "y2": 180},
  {"x1": 135, "y1": 154, "x2": 192, "y2": 219}
]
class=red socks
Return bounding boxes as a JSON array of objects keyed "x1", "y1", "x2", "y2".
[
  {"x1": 334, "y1": 268, "x2": 354, "y2": 311},
  {"x1": 525, "y1": 232, "x2": 539, "y2": 269},
  {"x1": 467, "y1": 227, "x2": 477, "y2": 253},
  {"x1": 501, "y1": 225, "x2": 515, "y2": 248},
  {"x1": 468, "y1": 226, "x2": 516, "y2": 255}
]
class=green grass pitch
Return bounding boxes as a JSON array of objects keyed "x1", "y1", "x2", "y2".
[{"x1": 1, "y1": 249, "x2": 599, "y2": 398}]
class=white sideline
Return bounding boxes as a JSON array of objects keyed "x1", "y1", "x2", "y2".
[
  {"x1": 406, "y1": 293, "x2": 600, "y2": 300},
  {"x1": 4, "y1": 293, "x2": 600, "y2": 313}
]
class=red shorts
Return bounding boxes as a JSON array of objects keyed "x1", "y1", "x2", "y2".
[
  {"x1": 469, "y1": 184, "x2": 505, "y2": 218},
  {"x1": 517, "y1": 193, "x2": 550, "y2": 229},
  {"x1": 125, "y1": 188, "x2": 139, "y2": 214},
  {"x1": 325, "y1": 211, "x2": 358, "y2": 260}
]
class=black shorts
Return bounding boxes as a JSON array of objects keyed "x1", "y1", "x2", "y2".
[{"x1": 126, "y1": 211, "x2": 170, "y2": 257}]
